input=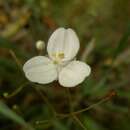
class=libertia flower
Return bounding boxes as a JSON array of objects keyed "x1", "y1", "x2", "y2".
[{"x1": 23, "y1": 28, "x2": 91, "y2": 87}]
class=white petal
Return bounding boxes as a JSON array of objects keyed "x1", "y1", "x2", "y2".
[
  {"x1": 23, "y1": 56, "x2": 57, "y2": 84},
  {"x1": 59, "y1": 61, "x2": 91, "y2": 87},
  {"x1": 47, "y1": 28, "x2": 80, "y2": 61}
]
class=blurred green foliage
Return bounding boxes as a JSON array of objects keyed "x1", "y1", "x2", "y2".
[{"x1": 0, "y1": 0, "x2": 130, "y2": 130}]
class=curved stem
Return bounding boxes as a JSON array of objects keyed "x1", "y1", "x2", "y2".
[
  {"x1": 57, "y1": 97, "x2": 109, "y2": 118},
  {"x1": 35, "y1": 91, "x2": 115, "y2": 126},
  {"x1": 4, "y1": 82, "x2": 29, "y2": 99}
]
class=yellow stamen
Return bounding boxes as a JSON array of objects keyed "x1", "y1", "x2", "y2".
[
  {"x1": 52, "y1": 52, "x2": 64, "y2": 64},
  {"x1": 58, "y1": 52, "x2": 64, "y2": 59},
  {"x1": 52, "y1": 52, "x2": 64, "y2": 59}
]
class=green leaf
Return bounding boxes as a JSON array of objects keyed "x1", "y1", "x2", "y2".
[{"x1": 0, "y1": 101, "x2": 34, "y2": 130}]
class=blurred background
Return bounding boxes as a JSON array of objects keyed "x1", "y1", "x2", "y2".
[{"x1": 0, "y1": 0, "x2": 130, "y2": 130}]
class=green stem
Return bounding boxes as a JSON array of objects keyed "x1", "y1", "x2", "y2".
[
  {"x1": 66, "y1": 88, "x2": 73, "y2": 112},
  {"x1": 73, "y1": 115, "x2": 87, "y2": 130},
  {"x1": 35, "y1": 97, "x2": 109, "y2": 126},
  {"x1": 32, "y1": 85, "x2": 56, "y2": 116},
  {"x1": 65, "y1": 88, "x2": 87, "y2": 130},
  {"x1": 9, "y1": 49, "x2": 23, "y2": 73},
  {"x1": 57, "y1": 97, "x2": 109, "y2": 118},
  {"x1": 3, "y1": 82, "x2": 29, "y2": 99}
]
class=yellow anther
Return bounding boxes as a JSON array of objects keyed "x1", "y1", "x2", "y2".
[
  {"x1": 52, "y1": 52, "x2": 64, "y2": 64},
  {"x1": 58, "y1": 53, "x2": 64, "y2": 59},
  {"x1": 52, "y1": 52, "x2": 64, "y2": 59}
]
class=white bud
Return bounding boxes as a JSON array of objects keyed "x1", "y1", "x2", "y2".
[{"x1": 36, "y1": 40, "x2": 45, "y2": 50}]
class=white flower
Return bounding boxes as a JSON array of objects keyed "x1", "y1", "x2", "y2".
[{"x1": 23, "y1": 28, "x2": 91, "y2": 87}]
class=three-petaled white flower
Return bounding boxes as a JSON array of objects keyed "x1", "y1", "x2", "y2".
[{"x1": 23, "y1": 28, "x2": 91, "y2": 87}]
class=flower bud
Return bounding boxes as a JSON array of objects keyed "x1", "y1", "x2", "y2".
[{"x1": 36, "y1": 40, "x2": 45, "y2": 51}]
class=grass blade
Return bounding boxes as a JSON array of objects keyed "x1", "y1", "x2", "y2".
[{"x1": 0, "y1": 101, "x2": 34, "y2": 130}]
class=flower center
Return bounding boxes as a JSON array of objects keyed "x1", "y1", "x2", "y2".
[{"x1": 53, "y1": 52, "x2": 65, "y2": 64}]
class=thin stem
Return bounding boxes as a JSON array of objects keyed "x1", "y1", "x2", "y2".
[
  {"x1": 73, "y1": 98, "x2": 107, "y2": 114},
  {"x1": 32, "y1": 85, "x2": 56, "y2": 116},
  {"x1": 38, "y1": 50, "x2": 43, "y2": 56},
  {"x1": 9, "y1": 49, "x2": 24, "y2": 76},
  {"x1": 57, "y1": 97, "x2": 109, "y2": 118},
  {"x1": 3, "y1": 82, "x2": 29, "y2": 99},
  {"x1": 66, "y1": 88, "x2": 73, "y2": 112},
  {"x1": 9, "y1": 50, "x2": 23, "y2": 70},
  {"x1": 35, "y1": 97, "x2": 110, "y2": 126},
  {"x1": 73, "y1": 115, "x2": 87, "y2": 130}
]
